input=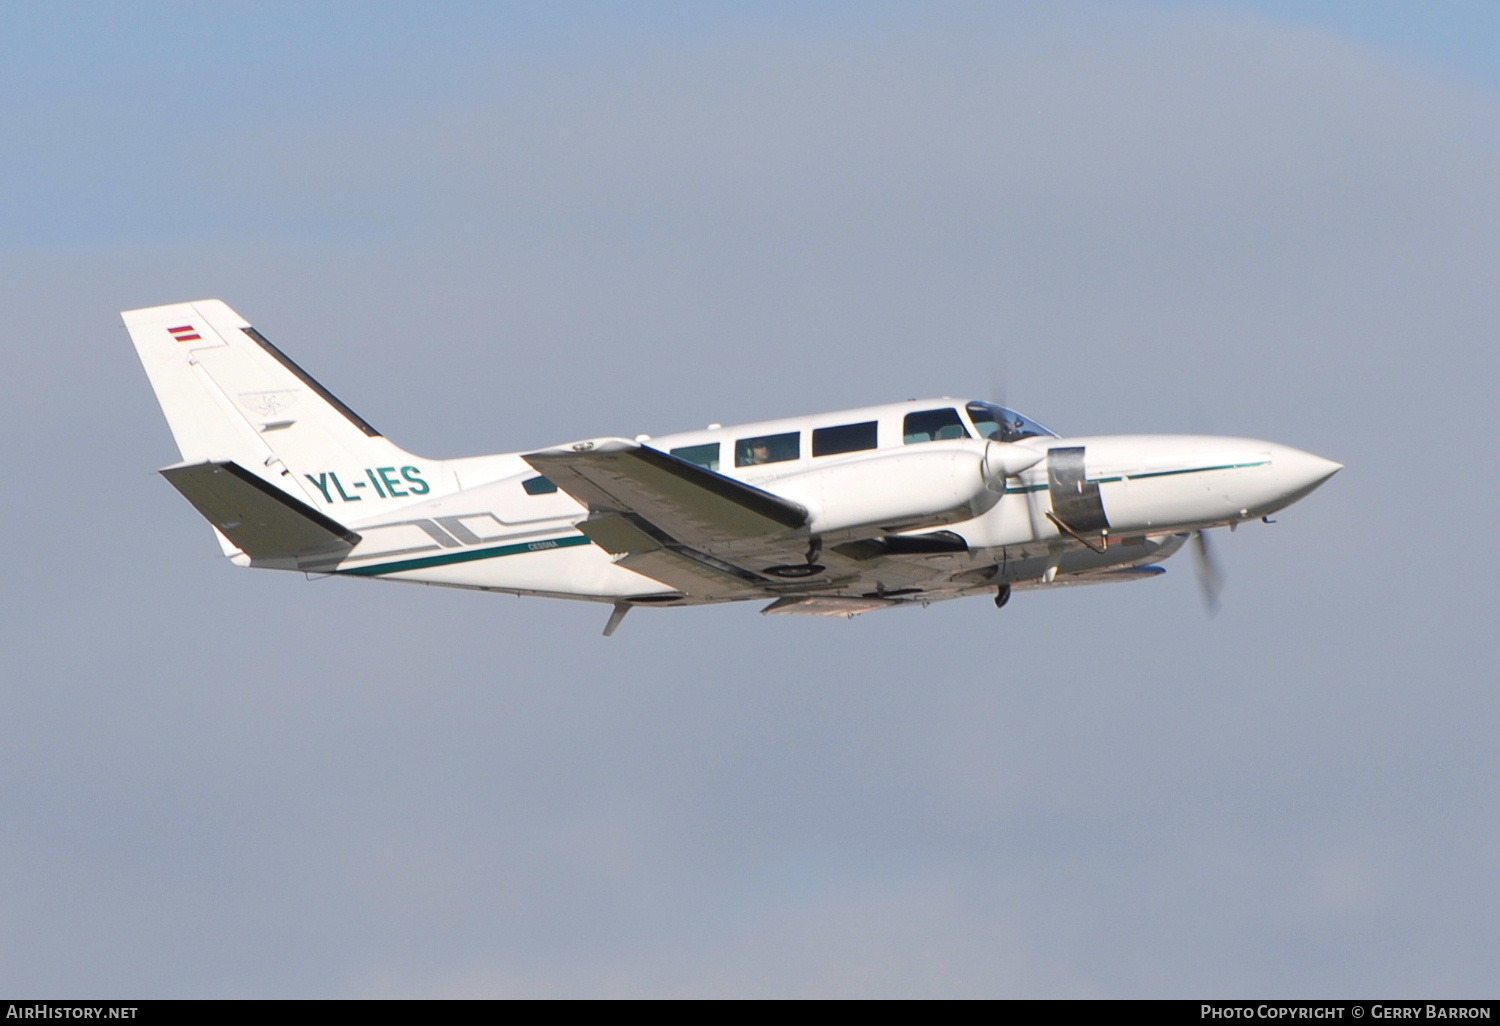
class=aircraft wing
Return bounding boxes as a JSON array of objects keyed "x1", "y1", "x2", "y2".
[
  {"x1": 523, "y1": 438, "x2": 810, "y2": 599},
  {"x1": 524, "y1": 438, "x2": 807, "y2": 549}
]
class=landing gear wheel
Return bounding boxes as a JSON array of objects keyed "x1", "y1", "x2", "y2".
[
  {"x1": 764, "y1": 563, "x2": 826, "y2": 579},
  {"x1": 994, "y1": 584, "x2": 1012, "y2": 609}
]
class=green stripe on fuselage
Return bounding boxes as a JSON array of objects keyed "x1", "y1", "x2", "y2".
[
  {"x1": 1003, "y1": 460, "x2": 1270, "y2": 495},
  {"x1": 337, "y1": 534, "x2": 593, "y2": 577}
]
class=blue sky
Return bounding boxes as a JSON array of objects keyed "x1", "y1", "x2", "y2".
[
  {"x1": 7, "y1": 2, "x2": 1500, "y2": 248},
  {"x1": 2, "y1": 1, "x2": 1497, "y2": 998}
]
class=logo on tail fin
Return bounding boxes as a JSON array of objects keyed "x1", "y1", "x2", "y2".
[{"x1": 167, "y1": 324, "x2": 202, "y2": 342}]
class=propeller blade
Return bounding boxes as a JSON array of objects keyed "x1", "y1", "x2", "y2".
[
  {"x1": 989, "y1": 349, "x2": 1011, "y2": 414},
  {"x1": 1191, "y1": 530, "x2": 1225, "y2": 616}
]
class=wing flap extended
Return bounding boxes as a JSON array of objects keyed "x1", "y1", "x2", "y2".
[
  {"x1": 572, "y1": 510, "x2": 771, "y2": 598},
  {"x1": 575, "y1": 511, "x2": 665, "y2": 556},
  {"x1": 761, "y1": 595, "x2": 897, "y2": 617},
  {"x1": 618, "y1": 548, "x2": 766, "y2": 600},
  {"x1": 524, "y1": 439, "x2": 807, "y2": 553},
  {"x1": 160, "y1": 460, "x2": 360, "y2": 564},
  {"x1": 1012, "y1": 565, "x2": 1166, "y2": 589}
]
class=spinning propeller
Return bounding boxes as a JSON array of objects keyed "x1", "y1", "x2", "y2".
[{"x1": 1190, "y1": 529, "x2": 1225, "y2": 616}]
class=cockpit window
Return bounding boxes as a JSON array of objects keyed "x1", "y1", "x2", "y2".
[
  {"x1": 903, "y1": 408, "x2": 970, "y2": 444},
  {"x1": 735, "y1": 431, "x2": 800, "y2": 467},
  {"x1": 965, "y1": 401, "x2": 1056, "y2": 443}
]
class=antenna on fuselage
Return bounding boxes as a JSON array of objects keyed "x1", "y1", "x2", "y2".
[{"x1": 602, "y1": 602, "x2": 631, "y2": 638}]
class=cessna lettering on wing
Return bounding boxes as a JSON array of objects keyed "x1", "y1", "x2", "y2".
[{"x1": 305, "y1": 467, "x2": 430, "y2": 503}]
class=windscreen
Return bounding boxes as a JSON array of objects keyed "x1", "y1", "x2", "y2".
[{"x1": 965, "y1": 401, "x2": 1056, "y2": 442}]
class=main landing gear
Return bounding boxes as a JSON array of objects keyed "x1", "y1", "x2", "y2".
[
  {"x1": 994, "y1": 584, "x2": 1011, "y2": 609},
  {"x1": 763, "y1": 536, "x2": 826, "y2": 579}
]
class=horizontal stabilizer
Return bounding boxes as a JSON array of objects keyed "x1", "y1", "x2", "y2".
[{"x1": 160, "y1": 461, "x2": 360, "y2": 564}]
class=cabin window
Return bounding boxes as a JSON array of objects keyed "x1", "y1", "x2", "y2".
[
  {"x1": 903, "y1": 408, "x2": 970, "y2": 443},
  {"x1": 522, "y1": 475, "x2": 558, "y2": 495},
  {"x1": 670, "y1": 442, "x2": 720, "y2": 471},
  {"x1": 735, "y1": 431, "x2": 800, "y2": 467},
  {"x1": 812, "y1": 421, "x2": 878, "y2": 457}
]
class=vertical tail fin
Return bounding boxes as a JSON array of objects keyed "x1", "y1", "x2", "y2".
[{"x1": 123, "y1": 300, "x2": 456, "y2": 525}]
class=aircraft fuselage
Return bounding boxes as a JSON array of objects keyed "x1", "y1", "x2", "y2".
[
  {"x1": 323, "y1": 401, "x2": 1339, "y2": 607},
  {"x1": 124, "y1": 301, "x2": 1340, "y2": 623}
]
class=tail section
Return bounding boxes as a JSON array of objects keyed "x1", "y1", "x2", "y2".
[{"x1": 124, "y1": 300, "x2": 458, "y2": 550}]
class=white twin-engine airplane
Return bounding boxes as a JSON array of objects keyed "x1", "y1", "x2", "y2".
[{"x1": 124, "y1": 300, "x2": 1341, "y2": 635}]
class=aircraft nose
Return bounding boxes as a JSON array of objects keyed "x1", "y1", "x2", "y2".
[{"x1": 1270, "y1": 445, "x2": 1343, "y2": 501}]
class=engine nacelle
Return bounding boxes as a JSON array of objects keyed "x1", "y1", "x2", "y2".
[{"x1": 768, "y1": 442, "x2": 996, "y2": 536}]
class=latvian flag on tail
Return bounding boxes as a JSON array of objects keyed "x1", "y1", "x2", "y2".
[{"x1": 168, "y1": 324, "x2": 202, "y2": 342}]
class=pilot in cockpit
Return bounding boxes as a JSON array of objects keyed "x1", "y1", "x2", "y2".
[{"x1": 742, "y1": 441, "x2": 772, "y2": 465}]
